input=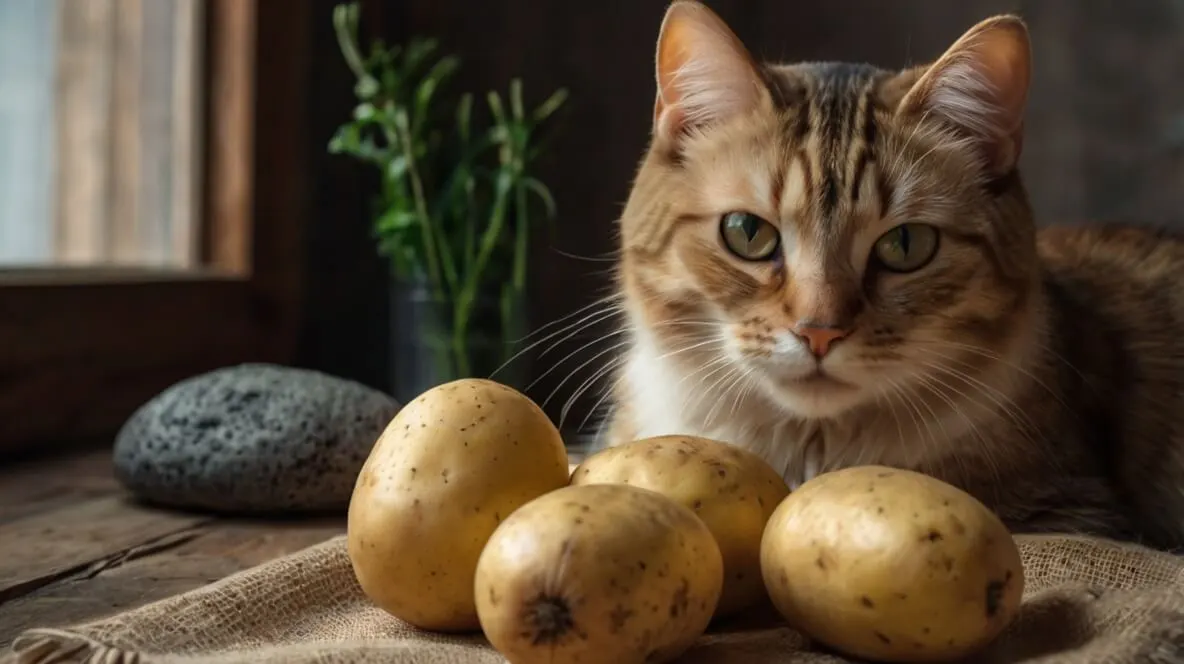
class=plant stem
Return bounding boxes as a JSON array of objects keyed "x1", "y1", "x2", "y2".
[
  {"x1": 332, "y1": 5, "x2": 374, "y2": 88},
  {"x1": 512, "y1": 179, "x2": 529, "y2": 290},
  {"x1": 451, "y1": 173, "x2": 512, "y2": 379},
  {"x1": 394, "y1": 111, "x2": 453, "y2": 298},
  {"x1": 451, "y1": 324, "x2": 471, "y2": 379}
]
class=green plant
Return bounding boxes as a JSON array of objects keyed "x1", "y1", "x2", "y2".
[{"x1": 328, "y1": 2, "x2": 568, "y2": 379}]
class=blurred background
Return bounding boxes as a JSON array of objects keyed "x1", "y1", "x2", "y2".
[{"x1": 0, "y1": 0, "x2": 1182, "y2": 459}]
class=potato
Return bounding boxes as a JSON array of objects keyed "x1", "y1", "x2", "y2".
[
  {"x1": 347, "y1": 378, "x2": 569, "y2": 632},
  {"x1": 475, "y1": 483, "x2": 723, "y2": 664},
  {"x1": 760, "y1": 465, "x2": 1023, "y2": 662},
  {"x1": 571, "y1": 435, "x2": 790, "y2": 617}
]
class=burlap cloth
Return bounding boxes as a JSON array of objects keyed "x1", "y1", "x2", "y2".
[{"x1": 6, "y1": 533, "x2": 1184, "y2": 664}]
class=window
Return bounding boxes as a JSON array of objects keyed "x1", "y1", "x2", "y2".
[
  {"x1": 0, "y1": 0, "x2": 203, "y2": 268},
  {"x1": 0, "y1": 0, "x2": 309, "y2": 458}
]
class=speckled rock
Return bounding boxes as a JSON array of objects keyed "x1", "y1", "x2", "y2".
[{"x1": 113, "y1": 363, "x2": 400, "y2": 514}]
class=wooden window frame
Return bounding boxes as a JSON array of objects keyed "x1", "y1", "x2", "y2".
[{"x1": 0, "y1": 0, "x2": 309, "y2": 458}]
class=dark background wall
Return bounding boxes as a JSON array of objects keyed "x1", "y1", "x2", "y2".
[{"x1": 293, "y1": 0, "x2": 1184, "y2": 431}]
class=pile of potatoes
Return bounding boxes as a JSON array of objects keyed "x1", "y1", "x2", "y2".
[{"x1": 347, "y1": 378, "x2": 1025, "y2": 664}]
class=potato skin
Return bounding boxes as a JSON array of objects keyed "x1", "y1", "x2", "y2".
[
  {"x1": 760, "y1": 466, "x2": 1024, "y2": 662},
  {"x1": 475, "y1": 484, "x2": 723, "y2": 664},
  {"x1": 571, "y1": 435, "x2": 789, "y2": 617},
  {"x1": 347, "y1": 378, "x2": 569, "y2": 632}
]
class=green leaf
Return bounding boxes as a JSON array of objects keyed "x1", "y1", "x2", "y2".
[
  {"x1": 509, "y1": 78, "x2": 524, "y2": 121},
  {"x1": 495, "y1": 169, "x2": 514, "y2": 196},
  {"x1": 487, "y1": 125, "x2": 510, "y2": 144},
  {"x1": 414, "y1": 55, "x2": 461, "y2": 125},
  {"x1": 357, "y1": 136, "x2": 387, "y2": 161},
  {"x1": 333, "y1": 3, "x2": 373, "y2": 88},
  {"x1": 402, "y1": 38, "x2": 440, "y2": 77},
  {"x1": 355, "y1": 76, "x2": 380, "y2": 100},
  {"x1": 328, "y1": 11, "x2": 573, "y2": 296},
  {"x1": 386, "y1": 155, "x2": 409, "y2": 181},
  {"x1": 456, "y1": 93, "x2": 474, "y2": 144},
  {"x1": 327, "y1": 128, "x2": 349, "y2": 154},
  {"x1": 354, "y1": 102, "x2": 378, "y2": 121},
  {"x1": 487, "y1": 91, "x2": 506, "y2": 126},
  {"x1": 393, "y1": 108, "x2": 411, "y2": 134},
  {"x1": 328, "y1": 124, "x2": 361, "y2": 152},
  {"x1": 531, "y1": 88, "x2": 568, "y2": 124},
  {"x1": 377, "y1": 209, "x2": 418, "y2": 232},
  {"x1": 510, "y1": 124, "x2": 529, "y2": 149}
]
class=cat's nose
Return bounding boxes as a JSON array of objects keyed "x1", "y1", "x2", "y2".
[{"x1": 791, "y1": 322, "x2": 850, "y2": 358}]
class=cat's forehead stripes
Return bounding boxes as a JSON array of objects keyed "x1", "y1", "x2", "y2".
[{"x1": 769, "y1": 62, "x2": 889, "y2": 240}]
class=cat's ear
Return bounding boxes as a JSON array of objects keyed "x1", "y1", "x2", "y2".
[
  {"x1": 897, "y1": 15, "x2": 1031, "y2": 175},
  {"x1": 653, "y1": 1, "x2": 769, "y2": 142}
]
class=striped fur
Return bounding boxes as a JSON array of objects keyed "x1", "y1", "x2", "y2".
[{"x1": 600, "y1": 2, "x2": 1184, "y2": 550}]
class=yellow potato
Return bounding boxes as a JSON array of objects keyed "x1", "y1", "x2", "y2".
[
  {"x1": 347, "y1": 378, "x2": 569, "y2": 632},
  {"x1": 571, "y1": 435, "x2": 790, "y2": 617},
  {"x1": 760, "y1": 465, "x2": 1024, "y2": 663},
  {"x1": 475, "y1": 483, "x2": 723, "y2": 664}
]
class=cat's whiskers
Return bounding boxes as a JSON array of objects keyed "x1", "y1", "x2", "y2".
[
  {"x1": 580, "y1": 327, "x2": 729, "y2": 433},
  {"x1": 549, "y1": 246, "x2": 622, "y2": 264},
  {"x1": 911, "y1": 353, "x2": 1075, "y2": 479},
  {"x1": 872, "y1": 373, "x2": 926, "y2": 449},
  {"x1": 876, "y1": 376, "x2": 918, "y2": 463},
  {"x1": 556, "y1": 322, "x2": 723, "y2": 430},
  {"x1": 684, "y1": 359, "x2": 743, "y2": 426},
  {"x1": 532, "y1": 317, "x2": 712, "y2": 398},
  {"x1": 910, "y1": 368, "x2": 1005, "y2": 491},
  {"x1": 489, "y1": 300, "x2": 624, "y2": 382},
  {"x1": 919, "y1": 337, "x2": 1076, "y2": 414},
  {"x1": 527, "y1": 327, "x2": 629, "y2": 393},
  {"x1": 509, "y1": 292, "x2": 623, "y2": 345},
  {"x1": 684, "y1": 360, "x2": 735, "y2": 413},
  {"x1": 871, "y1": 387, "x2": 908, "y2": 460},
  {"x1": 911, "y1": 347, "x2": 1048, "y2": 450},
  {"x1": 674, "y1": 353, "x2": 731, "y2": 392},
  {"x1": 1031, "y1": 320, "x2": 1089, "y2": 381},
  {"x1": 884, "y1": 373, "x2": 952, "y2": 475},
  {"x1": 542, "y1": 337, "x2": 634, "y2": 412},
  {"x1": 704, "y1": 366, "x2": 752, "y2": 428},
  {"x1": 593, "y1": 404, "x2": 616, "y2": 446},
  {"x1": 559, "y1": 354, "x2": 629, "y2": 430},
  {"x1": 729, "y1": 367, "x2": 759, "y2": 419},
  {"x1": 535, "y1": 306, "x2": 625, "y2": 361}
]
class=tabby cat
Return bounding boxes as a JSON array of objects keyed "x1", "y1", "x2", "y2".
[{"x1": 601, "y1": 0, "x2": 1184, "y2": 550}]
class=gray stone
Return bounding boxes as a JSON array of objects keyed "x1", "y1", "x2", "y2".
[{"x1": 113, "y1": 363, "x2": 400, "y2": 514}]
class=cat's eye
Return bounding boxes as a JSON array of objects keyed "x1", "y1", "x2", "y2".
[
  {"x1": 873, "y1": 223, "x2": 940, "y2": 272},
  {"x1": 720, "y1": 212, "x2": 780, "y2": 261}
]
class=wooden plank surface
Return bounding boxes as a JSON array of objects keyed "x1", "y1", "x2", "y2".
[
  {"x1": 0, "y1": 449, "x2": 345, "y2": 649},
  {"x1": 0, "y1": 519, "x2": 344, "y2": 648},
  {"x1": 0, "y1": 449, "x2": 579, "y2": 648},
  {"x1": 0, "y1": 450, "x2": 119, "y2": 525},
  {"x1": 0, "y1": 496, "x2": 211, "y2": 603}
]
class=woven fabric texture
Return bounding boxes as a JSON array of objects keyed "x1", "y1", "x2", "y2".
[{"x1": 6, "y1": 533, "x2": 1184, "y2": 664}]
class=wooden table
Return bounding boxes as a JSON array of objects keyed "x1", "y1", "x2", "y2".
[
  {"x1": 0, "y1": 444, "x2": 592, "y2": 650},
  {"x1": 0, "y1": 448, "x2": 346, "y2": 649}
]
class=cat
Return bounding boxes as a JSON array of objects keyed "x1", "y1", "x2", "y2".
[{"x1": 597, "y1": 0, "x2": 1184, "y2": 551}]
